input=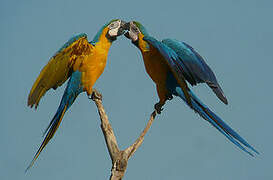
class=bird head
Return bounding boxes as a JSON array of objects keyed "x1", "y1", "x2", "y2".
[
  {"x1": 124, "y1": 21, "x2": 149, "y2": 45},
  {"x1": 93, "y1": 19, "x2": 127, "y2": 43},
  {"x1": 106, "y1": 19, "x2": 127, "y2": 41}
]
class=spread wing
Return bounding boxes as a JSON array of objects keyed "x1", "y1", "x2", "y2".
[
  {"x1": 28, "y1": 33, "x2": 93, "y2": 108},
  {"x1": 162, "y1": 39, "x2": 228, "y2": 104},
  {"x1": 143, "y1": 36, "x2": 193, "y2": 107}
]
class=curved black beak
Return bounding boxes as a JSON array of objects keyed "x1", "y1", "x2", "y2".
[
  {"x1": 117, "y1": 20, "x2": 128, "y2": 36},
  {"x1": 123, "y1": 22, "x2": 131, "y2": 39}
]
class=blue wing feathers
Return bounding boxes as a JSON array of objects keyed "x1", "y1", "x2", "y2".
[
  {"x1": 143, "y1": 36, "x2": 194, "y2": 106},
  {"x1": 143, "y1": 36, "x2": 191, "y2": 85},
  {"x1": 162, "y1": 39, "x2": 214, "y2": 84},
  {"x1": 162, "y1": 39, "x2": 228, "y2": 104}
]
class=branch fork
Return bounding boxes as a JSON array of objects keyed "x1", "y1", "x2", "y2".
[{"x1": 91, "y1": 90, "x2": 157, "y2": 180}]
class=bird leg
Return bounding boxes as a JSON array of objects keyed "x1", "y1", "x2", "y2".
[
  {"x1": 154, "y1": 102, "x2": 164, "y2": 114},
  {"x1": 89, "y1": 89, "x2": 102, "y2": 100},
  {"x1": 154, "y1": 93, "x2": 173, "y2": 114},
  {"x1": 166, "y1": 93, "x2": 173, "y2": 101}
]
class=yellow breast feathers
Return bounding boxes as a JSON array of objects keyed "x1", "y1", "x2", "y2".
[{"x1": 78, "y1": 27, "x2": 112, "y2": 95}]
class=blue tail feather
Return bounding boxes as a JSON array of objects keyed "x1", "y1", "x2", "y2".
[
  {"x1": 43, "y1": 71, "x2": 83, "y2": 136},
  {"x1": 166, "y1": 74, "x2": 258, "y2": 156},
  {"x1": 26, "y1": 71, "x2": 83, "y2": 171},
  {"x1": 189, "y1": 91, "x2": 259, "y2": 155}
]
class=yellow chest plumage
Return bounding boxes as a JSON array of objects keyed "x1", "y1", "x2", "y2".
[
  {"x1": 75, "y1": 28, "x2": 112, "y2": 95},
  {"x1": 138, "y1": 35, "x2": 169, "y2": 86}
]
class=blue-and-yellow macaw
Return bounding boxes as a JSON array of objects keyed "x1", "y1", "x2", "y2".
[
  {"x1": 26, "y1": 19, "x2": 126, "y2": 170},
  {"x1": 124, "y1": 21, "x2": 258, "y2": 156}
]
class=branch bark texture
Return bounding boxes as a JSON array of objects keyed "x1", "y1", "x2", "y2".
[{"x1": 91, "y1": 90, "x2": 157, "y2": 180}]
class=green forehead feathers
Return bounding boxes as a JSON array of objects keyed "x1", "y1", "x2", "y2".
[
  {"x1": 106, "y1": 19, "x2": 120, "y2": 26},
  {"x1": 133, "y1": 21, "x2": 149, "y2": 36}
]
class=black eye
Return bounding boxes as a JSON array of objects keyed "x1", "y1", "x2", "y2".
[{"x1": 109, "y1": 22, "x2": 119, "y2": 29}]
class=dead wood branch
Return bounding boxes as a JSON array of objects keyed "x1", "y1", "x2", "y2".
[{"x1": 91, "y1": 90, "x2": 157, "y2": 180}]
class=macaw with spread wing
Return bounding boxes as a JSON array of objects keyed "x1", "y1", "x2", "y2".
[
  {"x1": 26, "y1": 19, "x2": 126, "y2": 170},
  {"x1": 124, "y1": 21, "x2": 258, "y2": 156}
]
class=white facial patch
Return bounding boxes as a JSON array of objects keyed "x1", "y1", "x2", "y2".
[
  {"x1": 128, "y1": 22, "x2": 139, "y2": 42},
  {"x1": 129, "y1": 30, "x2": 138, "y2": 42},
  {"x1": 108, "y1": 28, "x2": 119, "y2": 36},
  {"x1": 108, "y1": 20, "x2": 121, "y2": 37}
]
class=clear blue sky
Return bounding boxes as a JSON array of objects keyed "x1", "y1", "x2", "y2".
[{"x1": 2, "y1": 0, "x2": 273, "y2": 179}]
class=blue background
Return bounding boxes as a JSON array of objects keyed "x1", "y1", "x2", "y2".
[{"x1": 2, "y1": 0, "x2": 273, "y2": 179}]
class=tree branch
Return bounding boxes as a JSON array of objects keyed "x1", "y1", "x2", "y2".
[
  {"x1": 125, "y1": 111, "x2": 157, "y2": 159},
  {"x1": 91, "y1": 90, "x2": 119, "y2": 162},
  {"x1": 91, "y1": 90, "x2": 157, "y2": 180}
]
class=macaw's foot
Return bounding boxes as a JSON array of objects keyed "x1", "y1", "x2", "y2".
[
  {"x1": 89, "y1": 89, "x2": 102, "y2": 100},
  {"x1": 166, "y1": 93, "x2": 173, "y2": 100},
  {"x1": 154, "y1": 102, "x2": 164, "y2": 114}
]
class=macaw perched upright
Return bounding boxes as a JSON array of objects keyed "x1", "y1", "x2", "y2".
[
  {"x1": 26, "y1": 19, "x2": 126, "y2": 170},
  {"x1": 124, "y1": 21, "x2": 258, "y2": 156}
]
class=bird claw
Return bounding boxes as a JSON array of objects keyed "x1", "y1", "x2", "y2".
[
  {"x1": 166, "y1": 94, "x2": 173, "y2": 100},
  {"x1": 154, "y1": 103, "x2": 163, "y2": 114},
  {"x1": 89, "y1": 89, "x2": 102, "y2": 100}
]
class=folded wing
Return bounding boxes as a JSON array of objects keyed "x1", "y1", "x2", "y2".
[
  {"x1": 28, "y1": 33, "x2": 93, "y2": 108},
  {"x1": 143, "y1": 36, "x2": 192, "y2": 107},
  {"x1": 162, "y1": 39, "x2": 228, "y2": 104}
]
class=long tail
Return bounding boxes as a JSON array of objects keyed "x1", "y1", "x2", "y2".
[
  {"x1": 172, "y1": 86, "x2": 259, "y2": 156},
  {"x1": 26, "y1": 71, "x2": 83, "y2": 171}
]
